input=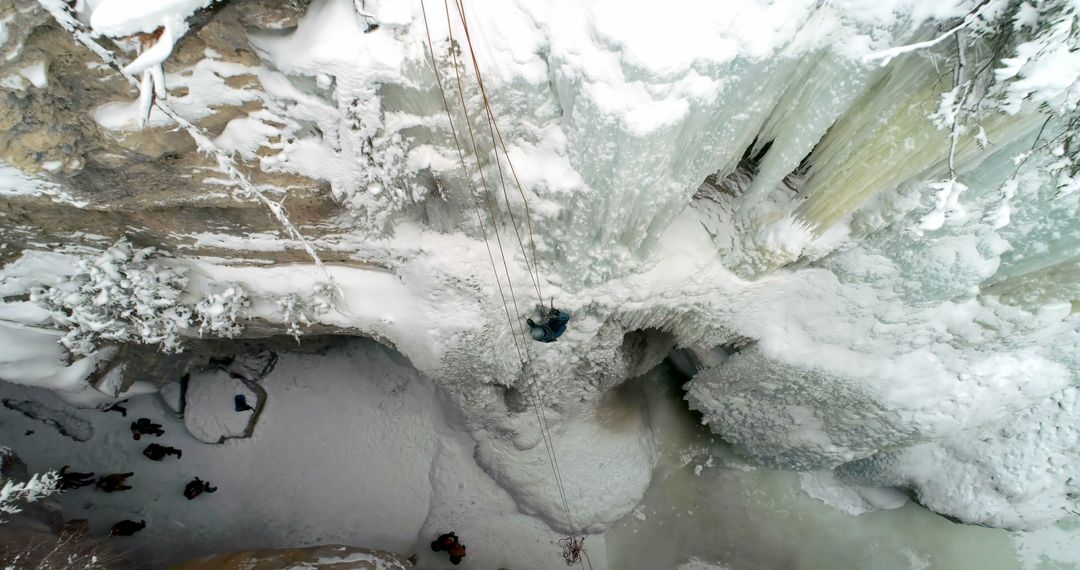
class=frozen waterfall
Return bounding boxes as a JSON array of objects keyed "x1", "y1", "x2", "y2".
[{"x1": 0, "y1": 0, "x2": 1079, "y2": 566}]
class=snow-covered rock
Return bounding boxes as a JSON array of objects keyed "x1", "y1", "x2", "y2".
[
  {"x1": 159, "y1": 379, "x2": 183, "y2": 415},
  {"x1": 475, "y1": 399, "x2": 656, "y2": 534},
  {"x1": 799, "y1": 470, "x2": 907, "y2": 516},
  {"x1": 836, "y1": 386, "x2": 1080, "y2": 530},
  {"x1": 183, "y1": 369, "x2": 260, "y2": 443}
]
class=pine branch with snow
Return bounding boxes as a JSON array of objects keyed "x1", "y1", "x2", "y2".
[
  {"x1": 194, "y1": 284, "x2": 249, "y2": 339},
  {"x1": 275, "y1": 285, "x2": 333, "y2": 342},
  {"x1": 895, "y1": 0, "x2": 1080, "y2": 230},
  {"x1": 0, "y1": 470, "x2": 59, "y2": 524}
]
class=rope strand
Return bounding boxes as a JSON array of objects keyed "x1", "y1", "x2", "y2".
[
  {"x1": 422, "y1": 1, "x2": 586, "y2": 565},
  {"x1": 452, "y1": 0, "x2": 546, "y2": 306}
]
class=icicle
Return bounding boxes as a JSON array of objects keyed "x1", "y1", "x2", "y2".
[{"x1": 136, "y1": 69, "x2": 154, "y2": 127}]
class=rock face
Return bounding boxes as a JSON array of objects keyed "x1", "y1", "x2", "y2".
[
  {"x1": 0, "y1": 0, "x2": 338, "y2": 265},
  {"x1": 169, "y1": 544, "x2": 413, "y2": 570},
  {"x1": 182, "y1": 350, "x2": 273, "y2": 442}
]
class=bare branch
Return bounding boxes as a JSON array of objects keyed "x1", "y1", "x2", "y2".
[{"x1": 862, "y1": 1, "x2": 993, "y2": 66}]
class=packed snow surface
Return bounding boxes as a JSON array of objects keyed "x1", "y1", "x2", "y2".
[
  {"x1": 0, "y1": 340, "x2": 607, "y2": 569},
  {"x1": 3, "y1": 350, "x2": 1078, "y2": 569}
]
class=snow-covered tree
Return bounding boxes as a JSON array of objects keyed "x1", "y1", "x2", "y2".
[
  {"x1": 933, "y1": 0, "x2": 1080, "y2": 202},
  {"x1": 275, "y1": 284, "x2": 332, "y2": 342},
  {"x1": 0, "y1": 449, "x2": 58, "y2": 524},
  {"x1": 868, "y1": 0, "x2": 1080, "y2": 228},
  {"x1": 32, "y1": 238, "x2": 191, "y2": 355},
  {"x1": 194, "y1": 284, "x2": 249, "y2": 339}
]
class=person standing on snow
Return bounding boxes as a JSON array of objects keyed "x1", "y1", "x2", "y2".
[
  {"x1": 59, "y1": 466, "x2": 95, "y2": 490},
  {"x1": 96, "y1": 472, "x2": 134, "y2": 492},
  {"x1": 110, "y1": 519, "x2": 145, "y2": 536},
  {"x1": 234, "y1": 394, "x2": 254, "y2": 412},
  {"x1": 130, "y1": 417, "x2": 164, "y2": 440},
  {"x1": 183, "y1": 477, "x2": 217, "y2": 500},
  {"x1": 142, "y1": 443, "x2": 182, "y2": 461},
  {"x1": 431, "y1": 532, "x2": 468, "y2": 565}
]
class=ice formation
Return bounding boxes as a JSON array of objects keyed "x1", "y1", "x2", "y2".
[{"x1": 1, "y1": 0, "x2": 1079, "y2": 562}]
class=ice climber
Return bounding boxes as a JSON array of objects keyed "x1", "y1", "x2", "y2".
[
  {"x1": 430, "y1": 532, "x2": 468, "y2": 565},
  {"x1": 130, "y1": 417, "x2": 164, "y2": 440},
  {"x1": 96, "y1": 472, "x2": 134, "y2": 492},
  {"x1": 527, "y1": 307, "x2": 571, "y2": 343},
  {"x1": 143, "y1": 443, "x2": 182, "y2": 461},
  {"x1": 183, "y1": 477, "x2": 217, "y2": 500},
  {"x1": 110, "y1": 519, "x2": 146, "y2": 536},
  {"x1": 59, "y1": 465, "x2": 95, "y2": 490}
]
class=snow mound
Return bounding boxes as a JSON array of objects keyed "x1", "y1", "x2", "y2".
[
  {"x1": 159, "y1": 380, "x2": 183, "y2": 415},
  {"x1": 88, "y1": 0, "x2": 218, "y2": 37},
  {"x1": 837, "y1": 386, "x2": 1080, "y2": 530},
  {"x1": 475, "y1": 391, "x2": 656, "y2": 534}
]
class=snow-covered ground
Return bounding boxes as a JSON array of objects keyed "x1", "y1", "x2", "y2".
[
  {"x1": 2, "y1": 348, "x2": 1078, "y2": 569},
  {"x1": 0, "y1": 339, "x2": 604, "y2": 569}
]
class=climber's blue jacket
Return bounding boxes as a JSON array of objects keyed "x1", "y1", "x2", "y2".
[{"x1": 527, "y1": 309, "x2": 571, "y2": 343}]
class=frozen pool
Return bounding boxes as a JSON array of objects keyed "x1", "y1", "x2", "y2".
[{"x1": 605, "y1": 363, "x2": 1080, "y2": 570}]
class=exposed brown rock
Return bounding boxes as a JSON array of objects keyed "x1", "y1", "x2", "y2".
[
  {"x1": 169, "y1": 544, "x2": 413, "y2": 570},
  {"x1": 0, "y1": 0, "x2": 345, "y2": 263}
]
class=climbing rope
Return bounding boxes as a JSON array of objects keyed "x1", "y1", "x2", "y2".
[
  {"x1": 445, "y1": 7, "x2": 591, "y2": 566},
  {"x1": 434, "y1": 0, "x2": 566, "y2": 530},
  {"x1": 448, "y1": 0, "x2": 589, "y2": 558},
  {"x1": 420, "y1": 1, "x2": 588, "y2": 566},
  {"x1": 451, "y1": 0, "x2": 545, "y2": 305}
]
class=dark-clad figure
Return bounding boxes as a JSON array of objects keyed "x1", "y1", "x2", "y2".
[
  {"x1": 431, "y1": 532, "x2": 468, "y2": 565},
  {"x1": 447, "y1": 541, "x2": 467, "y2": 565},
  {"x1": 183, "y1": 477, "x2": 218, "y2": 500},
  {"x1": 234, "y1": 394, "x2": 254, "y2": 412},
  {"x1": 103, "y1": 402, "x2": 127, "y2": 417},
  {"x1": 58, "y1": 465, "x2": 95, "y2": 490},
  {"x1": 109, "y1": 519, "x2": 145, "y2": 536},
  {"x1": 143, "y1": 443, "x2": 182, "y2": 461},
  {"x1": 96, "y1": 472, "x2": 134, "y2": 493},
  {"x1": 130, "y1": 417, "x2": 164, "y2": 440}
]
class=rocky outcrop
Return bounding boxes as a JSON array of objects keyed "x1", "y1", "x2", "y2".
[{"x1": 0, "y1": 0, "x2": 338, "y2": 265}]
